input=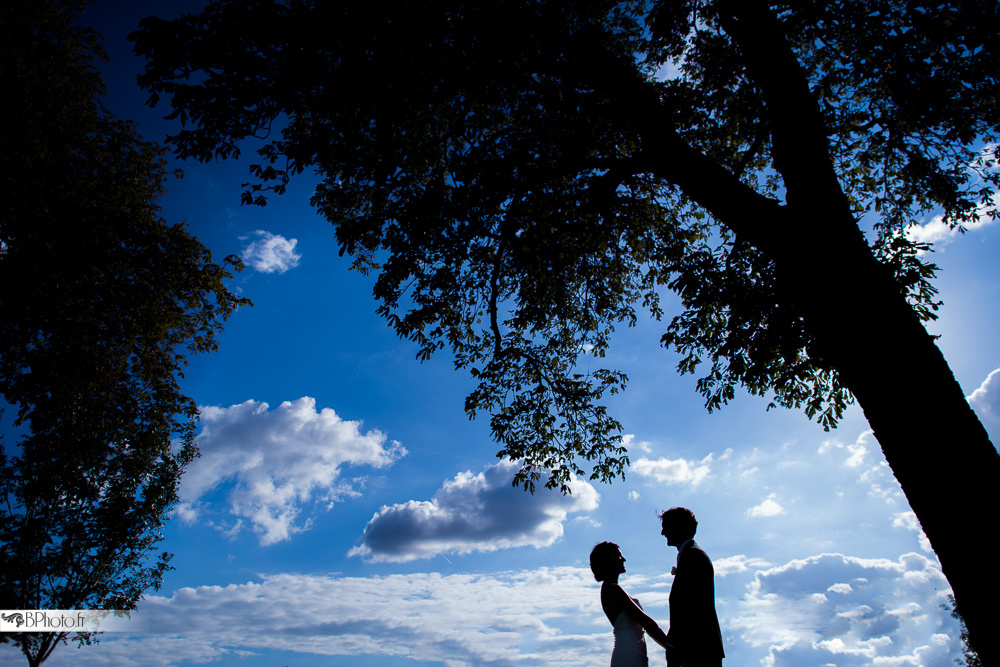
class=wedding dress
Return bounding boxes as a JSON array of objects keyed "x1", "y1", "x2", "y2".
[{"x1": 610, "y1": 599, "x2": 648, "y2": 667}]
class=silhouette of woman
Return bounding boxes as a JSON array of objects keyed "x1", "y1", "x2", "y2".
[{"x1": 591, "y1": 541, "x2": 671, "y2": 667}]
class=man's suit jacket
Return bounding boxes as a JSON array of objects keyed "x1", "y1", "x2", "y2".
[{"x1": 667, "y1": 540, "x2": 725, "y2": 664}]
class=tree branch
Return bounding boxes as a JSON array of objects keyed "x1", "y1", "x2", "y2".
[
  {"x1": 565, "y1": 30, "x2": 794, "y2": 255},
  {"x1": 638, "y1": 113, "x2": 792, "y2": 256},
  {"x1": 719, "y1": 0, "x2": 854, "y2": 219}
]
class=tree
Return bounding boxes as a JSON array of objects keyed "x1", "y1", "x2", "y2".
[
  {"x1": 129, "y1": 0, "x2": 1000, "y2": 662},
  {"x1": 0, "y1": 1, "x2": 249, "y2": 664},
  {"x1": 945, "y1": 595, "x2": 983, "y2": 667}
]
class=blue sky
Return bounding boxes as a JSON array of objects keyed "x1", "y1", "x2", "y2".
[{"x1": 4, "y1": 2, "x2": 1000, "y2": 666}]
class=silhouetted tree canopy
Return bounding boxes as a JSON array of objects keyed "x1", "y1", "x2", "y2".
[
  {"x1": 0, "y1": 1, "x2": 249, "y2": 665},
  {"x1": 130, "y1": 0, "x2": 1000, "y2": 662}
]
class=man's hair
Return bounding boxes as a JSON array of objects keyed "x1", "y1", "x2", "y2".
[
  {"x1": 659, "y1": 506, "x2": 698, "y2": 538},
  {"x1": 589, "y1": 541, "x2": 620, "y2": 582}
]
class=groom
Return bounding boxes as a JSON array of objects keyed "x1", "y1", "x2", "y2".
[{"x1": 660, "y1": 507, "x2": 725, "y2": 667}]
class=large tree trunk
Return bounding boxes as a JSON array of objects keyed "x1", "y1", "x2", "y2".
[
  {"x1": 786, "y1": 217, "x2": 1000, "y2": 666},
  {"x1": 716, "y1": 2, "x2": 1000, "y2": 663}
]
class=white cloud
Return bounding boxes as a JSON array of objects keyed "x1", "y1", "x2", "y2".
[
  {"x1": 817, "y1": 430, "x2": 871, "y2": 469},
  {"x1": 348, "y1": 459, "x2": 599, "y2": 562},
  {"x1": 632, "y1": 453, "x2": 713, "y2": 486},
  {"x1": 843, "y1": 434, "x2": 869, "y2": 468},
  {"x1": 747, "y1": 493, "x2": 784, "y2": 518},
  {"x1": 621, "y1": 433, "x2": 653, "y2": 453},
  {"x1": 905, "y1": 189, "x2": 999, "y2": 248},
  {"x1": 814, "y1": 431, "x2": 908, "y2": 509},
  {"x1": 240, "y1": 229, "x2": 301, "y2": 273},
  {"x1": 29, "y1": 554, "x2": 965, "y2": 667},
  {"x1": 23, "y1": 635, "x2": 254, "y2": 667},
  {"x1": 181, "y1": 397, "x2": 405, "y2": 545},
  {"x1": 892, "y1": 511, "x2": 934, "y2": 554},
  {"x1": 24, "y1": 425, "x2": 968, "y2": 667},
  {"x1": 907, "y1": 216, "x2": 965, "y2": 246},
  {"x1": 968, "y1": 367, "x2": 1000, "y2": 422},
  {"x1": 714, "y1": 554, "x2": 772, "y2": 577},
  {"x1": 29, "y1": 567, "x2": 611, "y2": 667},
  {"x1": 728, "y1": 552, "x2": 962, "y2": 667}
]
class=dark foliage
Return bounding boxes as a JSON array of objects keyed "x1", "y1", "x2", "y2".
[
  {"x1": 0, "y1": 1, "x2": 249, "y2": 664},
  {"x1": 946, "y1": 595, "x2": 983, "y2": 667},
  {"x1": 130, "y1": 1, "x2": 1000, "y2": 661}
]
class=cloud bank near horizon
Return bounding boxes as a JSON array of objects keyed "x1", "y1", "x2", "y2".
[
  {"x1": 26, "y1": 553, "x2": 964, "y2": 667},
  {"x1": 729, "y1": 552, "x2": 958, "y2": 666}
]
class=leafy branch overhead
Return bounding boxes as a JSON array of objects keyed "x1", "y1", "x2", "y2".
[
  {"x1": 130, "y1": 2, "x2": 1000, "y2": 662},
  {"x1": 132, "y1": 0, "x2": 996, "y2": 490}
]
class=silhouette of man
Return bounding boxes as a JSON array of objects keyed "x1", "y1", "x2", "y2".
[{"x1": 660, "y1": 507, "x2": 724, "y2": 667}]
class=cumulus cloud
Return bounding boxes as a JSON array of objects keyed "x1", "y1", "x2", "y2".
[
  {"x1": 817, "y1": 430, "x2": 872, "y2": 468},
  {"x1": 747, "y1": 493, "x2": 784, "y2": 518},
  {"x1": 348, "y1": 459, "x2": 599, "y2": 562},
  {"x1": 907, "y1": 216, "x2": 971, "y2": 246},
  {"x1": 632, "y1": 453, "x2": 713, "y2": 486},
  {"x1": 728, "y1": 552, "x2": 962, "y2": 667},
  {"x1": 181, "y1": 397, "x2": 405, "y2": 545},
  {"x1": 892, "y1": 511, "x2": 934, "y2": 554},
  {"x1": 714, "y1": 554, "x2": 772, "y2": 577},
  {"x1": 905, "y1": 186, "x2": 999, "y2": 249},
  {"x1": 240, "y1": 229, "x2": 301, "y2": 273},
  {"x1": 968, "y1": 367, "x2": 1000, "y2": 422}
]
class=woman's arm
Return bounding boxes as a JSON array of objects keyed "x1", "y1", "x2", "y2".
[
  {"x1": 603, "y1": 583, "x2": 671, "y2": 649},
  {"x1": 630, "y1": 605, "x2": 671, "y2": 650}
]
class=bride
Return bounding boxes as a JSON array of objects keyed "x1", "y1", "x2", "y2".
[{"x1": 591, "y1": 541, "x2": 671, "y2": 667}]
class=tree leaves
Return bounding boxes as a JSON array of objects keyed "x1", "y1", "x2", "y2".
[
  {"x1": 0, "y1": 1, "x2": 249, "y2": 662},
  {"x1": 129, "y1": 0, "x2": 999, "y2": 490}
]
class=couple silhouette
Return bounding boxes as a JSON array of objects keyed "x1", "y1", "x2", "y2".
[{"x1": 590, "y1": 507, "x2": 725, "y2": 667}]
